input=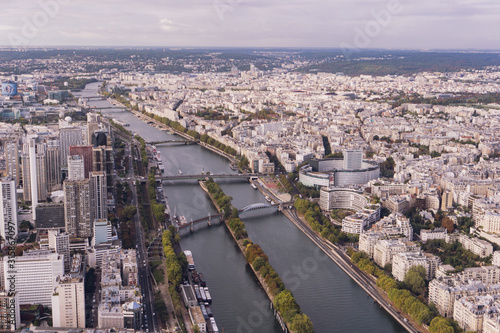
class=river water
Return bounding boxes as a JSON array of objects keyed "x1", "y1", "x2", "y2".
[{"x1": 76, "y1": 82, "x2": 406, "y2": 333}]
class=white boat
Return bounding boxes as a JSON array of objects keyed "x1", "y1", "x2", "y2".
[
  {"x1": 183, "y1": 250, "x2": 195, "y2": 271},
  {"x1": 250, "y1": 183, "x2": 257, "y2": 190}
]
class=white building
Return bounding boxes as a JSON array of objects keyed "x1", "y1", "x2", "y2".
[
  {"x1": 420, "y1": 228, "x2": 447, "y2": 242},
  {"x1": 453, "y1": 295, "x2": 500, "y2": 333},
  {"x1": 67, "y1": 155, "x2": 85, "y2": 180},
  {"x1": 392, "y1": 251, "x2": 441, "y2": 282},
  {"x1": 373, "y1": 239, "x2": 419, "y2": 268},
  {"x1": 359, "y1": 231, "x2": 385, "y2": 258},
  {"x1": 93, "y1": 219, "x2": 113, "y2": 246},
  {"x1": 478, "y1": 211, "x2": 500, "y2": 234},
  {"x1": 90, "y1": 171, "x2": 108, "y2": 222},
  {"x1": 48, "y1": 230, "x2": 70, "y2": 273},
  {"x1": 458, "y1": 235, "x2": 494, "y2": 258},
  {"x1": 52, "y1": 276, "x2": 85, "y2": 328},
  {"x1": 493, "y1": 251, "x2": 500, "y2": 267},
  {"x1": 3, "y1": 250, "x2": 64, "y2": 306}
]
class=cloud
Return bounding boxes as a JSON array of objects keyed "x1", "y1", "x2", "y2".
[
  {"x1": 0, "y1": 0, "x2": 497, "y2": 49},
  {"x1": 159, "y1": 19, "x2": 179, "y2": 33}
]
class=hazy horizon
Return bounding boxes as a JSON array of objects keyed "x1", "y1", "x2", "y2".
[{"x1": 1, "y1": 0, "x2": 499, "y2": 50}]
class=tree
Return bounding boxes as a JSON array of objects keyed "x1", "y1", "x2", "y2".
[
  {"x1": 253, "y1": 257, "x2": 267, "y2": 271},
  {"x1": 404, "y1": 265, "x2": 426, "y2": 296},
  {"x1": 274, "y1": 290, "x2": 299, "y2": 317},
  {"x1": 429, "y1": 316, "x2": 454, "y2": 333},
  {"x1": 122, "y1": 205, "x2": 137, "y2": 220},
  {"x1": 441, "y1": 217, "x2": 455, "y2": 233},
  {"x1": 290, "y1": 313, "x2": 314, "y2": 333}
]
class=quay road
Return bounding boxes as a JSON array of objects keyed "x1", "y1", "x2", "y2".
[
  {"x1": 130, "y1": 109, "x2": 237, "y2": 164},
  {"x1": 119, "y1": 133, "x2": 160, "y2": 332},
  {"x1": 284, "y1": 207, "x2": 422, "y2": 333},
  {"x1": 250, "y1": 177, "x2": 421, "y2": 332}
]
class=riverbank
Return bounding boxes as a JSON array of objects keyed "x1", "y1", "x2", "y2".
[
  {"x1": 199, "y1": 180, "x2": 314, "y2": 333},
  {"x1": 283, "y1": 208, "x2": 425, "y2": 333},
  {"x1": 250, "y1": 179, "x2": 423, "y2": 333},
  {"x1": 130, "y1": 109, "x2": 237, "y2": 164}
]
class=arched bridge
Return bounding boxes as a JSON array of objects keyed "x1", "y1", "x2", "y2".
[
  {"x1": 175, "y1": 201, "x2": 293, "y2": 232},
  {"x1": 240, "y1": 202, "x2": 278, "y2": 214},
  {"x1": 148, "y1": 140, "x2": 198, "y2": 146}
]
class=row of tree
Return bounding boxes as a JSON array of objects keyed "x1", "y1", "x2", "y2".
[
  {"x1": 245, "y1": 240, "x2": 314, "y2": 332},
  {"x1": 294, "y1": 199, "x2": 357, "y2": 244},
  {"x1": 162, "y1": 230, "x2": 185, "y2": 318},
  {"x1": 147, "y1": 169, "x2": 166, "y2": 224},
  {"x1": 350, "y1": 250, "x2": 457, "y2": 332},
  {"x1": 204, "y1": 178, "x2": 314, "y2": 332},
  {"x1": 134, "y1": 135, "x2": 148, "y2": 168},
  {"x1": 144, "y1": 112, "x2": 239, "y2": 156},
  {"x1": 204, "y1": 178, "x2": 233, "y2": 219}
]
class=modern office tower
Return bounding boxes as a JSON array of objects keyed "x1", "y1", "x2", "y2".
[
  {"x1": 0, "y1": 177, "x2": 17, "y2": 243},
  {"x1": 69, "y1": 146, "x2": 93, "y2": 178},
  {"x1": 0, "y1": 291, "x2": 20, "y2": 331},
  {"x1": 93, "y1": 219, "x2": 112, "y2": 246},
  {"x1": 35, "y1": 203, "x2": 65, "y2": 230},
  {"x1": 343, "y1": 148, "x2": 363, "y2": 170},
  {"x1": 46, "y1": 140, "x2": 62, "y2": 192},
  {"x1": 64, "y1": 179, "x2": 92, "y2": 238},
  {"x1": 90, "y1": 171, "x2": 108, "y2": 222},
  {"x1": 67, "y1": 155, "x2": 85, "y2": 181},
  {"x1": 21, "y1": 137, "x2": 47, "y2": 210},
  {"x1": 92, "y1": 146, "x2": 114, "y2": 192},
  {"x1": 87, "y1": 113, "x2": 100, "y2": 146},
  {"x1": 4, "y1": 140, "x2": 19, "y2": 186},
  {"x1": 3, "y1": 250, "x2": 64, "y2": 306},
  {"x1": 48, "y1": 230, "x2": 70, "y2": 273},
  {"x1": 51, "y1": 276, "x2": 85, "y2": 328},
  {"x1": 59, "y1": 127, "x2": 83, "y2": 167}
]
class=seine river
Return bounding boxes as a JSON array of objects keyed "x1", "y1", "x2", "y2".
[{"x1": 77, "y1": 82, "x2": 406, "y2": 333}]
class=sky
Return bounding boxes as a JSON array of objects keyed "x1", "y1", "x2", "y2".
[{"x1": 1, "y1": 0, "x2": 499, "y2": 49}]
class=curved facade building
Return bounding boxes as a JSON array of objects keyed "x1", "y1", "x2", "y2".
[
  {"x1": 320, "y1": 187, "x2": 381, "y2": 234},
  {"x1": 299, "y1": 157, "x2": 380, "y2": 188}
]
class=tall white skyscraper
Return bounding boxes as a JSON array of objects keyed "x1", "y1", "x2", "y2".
[
  {"x1": 343, "y1": 148, "x2": 363, "y2": 170},
  {"x1": 48, "y1": 230, "x2": 70, "y2": 273},
  {"x1": 28, "y1": 135, "x2": 38, "y2": 218},
  {"x1": 64, "y1": 179, "x2": 92, "y2": 238},
  {"x1": 22, "y1": 136, "x2": 48, "y2": 219},
  {"x1": 0, "y1": 177, "x2": 17, "y2": 243},
  {"x1": 52, "y1": 276, "x2": 85, "y2": 328},
  {"x1": 46, "y1": 139, "x2": 62, "y2": 192},
  {"x1": 90, "y1": 171, "x2": 107, "y2": 222},
  {"x1": 3, "y1": 250, "x2": 64, "y2": 306},
  {"x1": 59, "y1": 127, "x2": 83, "y2": 167},
  {"x1": 68, "y1": 155, "x2": 85, "y2": 181},
  {"x1": 4, "y1": 140, "x2": 19, "y2": 186}
]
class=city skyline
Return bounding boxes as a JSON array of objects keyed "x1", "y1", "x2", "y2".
[{"x1": 1, "y1": 0, "x2": 500, "y2": 50}]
